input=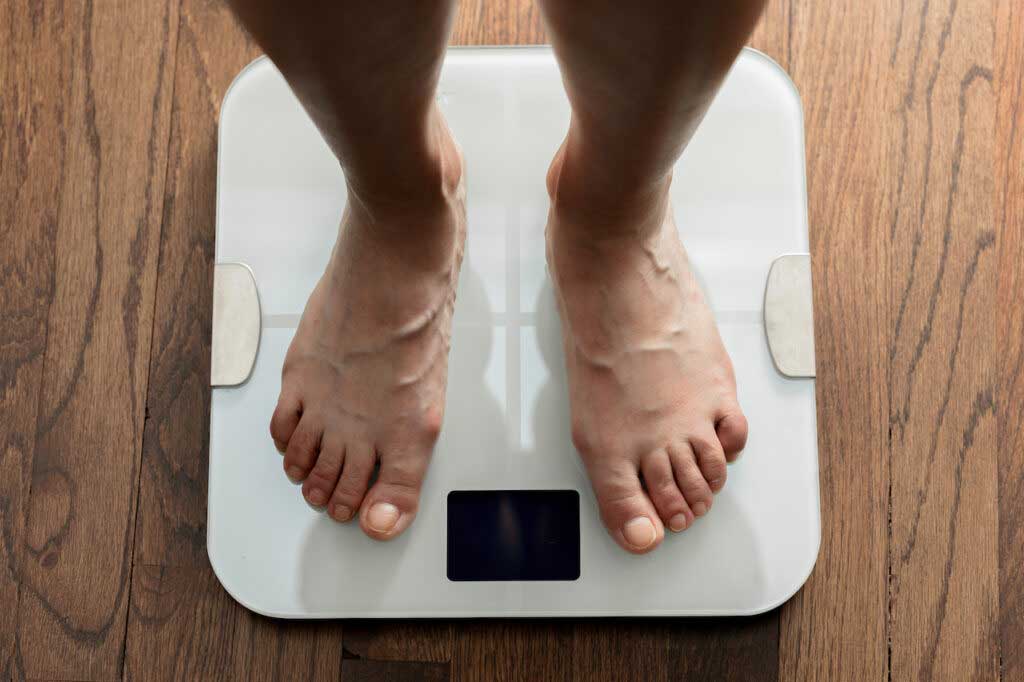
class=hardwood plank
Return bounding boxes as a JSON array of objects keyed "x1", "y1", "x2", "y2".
[
  {"x1": 885, "y1": 0, "x2": 999, "y2": 679},
  {"x1": 124, "y1": 564, "x2": 343, "y2": 681},
  {"x1": 13, "y1": 0, "x2": 180, "y2": 678},
  {"x1": 996, "y1": 0, "x2": 1024, "y2": 678},
  {"x1": 778, "y1": 1, "x2": 892, "y2": 679},
  {"x1": 342, "y1": 660, "x2": 449, "y2": 682},
  {"x1": 570, "y1": 614, "x2": 779, "y2": 682},
  {"x1": 343, "y1": 621, "x2": 452, "y2": 664},
  {"x1": 451, "y1": 621, "x2": 574, "y2": 682},
  {"x1": 664, "y1": 614, "x2": 779, "y2": 682},
  {"x1": 0, "y1": 2, "x2": 65, "y2": 677},
  {"x1": 450, "y1": 0, "x2": 545, "y2": 46},
  {"x1": 124, "y1": 3, "x2": 347, "y2": 678}
]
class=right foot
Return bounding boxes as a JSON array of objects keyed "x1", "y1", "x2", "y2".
[{"x1": 270, "y1": 111, "x2": 465, "y2": 540}]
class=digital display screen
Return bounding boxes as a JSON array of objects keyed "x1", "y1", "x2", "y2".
[{"x1": 447, "y1": 490, "x2": 581, "y2": 581}]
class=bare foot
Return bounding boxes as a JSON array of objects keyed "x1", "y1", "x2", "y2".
[
  {"x1": 270, "y1": 113, "x2": 464, "y2": 540},
  {"x1": 546, "y1": 148, "x2": 748, "y2": 554}
]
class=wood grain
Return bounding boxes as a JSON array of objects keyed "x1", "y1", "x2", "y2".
[
  {"x1": 778, "y1": 2, "x2": 892, "y2": 678},
  {"x1": 125, "y1": 564, "x2": 343, "y2": 681},
  {"x1": 122, "y1": 0, "x2": 346, "y2": 676},
  {"x1": 996, "y1": 0, "x2": 1024, "y2": 679},
  {"x1": 10, "y1": 0, "x2": 180, "y2": 678},
  {"x1": 450, "y1": 0, "x2": 545, "y2": 46},
  {"x1": 342, "y1": 659, "x2": 450, "y2": 682},
  {"x1": 572, "y1": 616, "x2": 779, "y2": 682},
  {"x1": 886, "y1": 0, "x2": 998, "y2": 678},
  {"x1": 779, "y1": 0, "x2": 1003, "y2": 679},
  {"x1": 0, "y1": 3, "x2": 63, "y2": 677}
]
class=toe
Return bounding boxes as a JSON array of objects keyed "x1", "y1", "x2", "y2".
[
  {"x1": 640, "y1": 451, "x2": 693, "y2": 532},
  {"x1": 270, "y1": 390, "x2": 302, "y2": 454},
  {"x1": 690, "y1": 434, "x2": 728, "y2": 493},
  {"x1": 668, "y1": 443, "x2": 714, "y2": 518},
  {"x1": 359, "y1": 450, "x2": 429, "y2": 540},
  {"x1": 282, "y1": 416, "x2": 322, "y2": 483},
  {"x1": 302, "y1": 438, "x2": 344, "y2": 509},
  {"x1": 328, "y1": 444, "x2": 375, "y2": 522},
  {"x1": 588, "y1": 460, "x2": 665, "y2": 553},
  {"x1": 716, "y1": 408, "x2": 749, "y2": 461}
]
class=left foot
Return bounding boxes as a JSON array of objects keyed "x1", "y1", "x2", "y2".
[{"x1": 546, "y1": 146, "x2": 748, "y2": 554}]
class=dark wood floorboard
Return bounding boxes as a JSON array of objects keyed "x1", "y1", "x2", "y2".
[
  {"x1": 0, "y1": 2, "x2": 67, "y2": 677},
  {"x1": 5, "y1": 0, "x2": 180, "y2": 678}
]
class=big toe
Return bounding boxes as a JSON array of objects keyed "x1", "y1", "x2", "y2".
[
  {"x1": 589, "y1": 460, "x2": 664, "y2": 554},
  {"x1": 358, "y1": 451, "x2": 430, "y2": 541}
]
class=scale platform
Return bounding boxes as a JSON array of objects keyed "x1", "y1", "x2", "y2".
[{"x1": 208, "y1": 47, "x2": 819, "y2": 618}]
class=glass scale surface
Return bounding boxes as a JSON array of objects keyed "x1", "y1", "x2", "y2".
[{"x1": 208, "y1": 47, "x2": 819, "y2": 617}]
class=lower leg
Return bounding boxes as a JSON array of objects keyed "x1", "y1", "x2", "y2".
[
  {"x1": 540, "y1": 0, "x2": 765, "y2": 226},
  {"x1": 229, "y1": 0, "x2": 461, "y2": 207},
  {"x1": 230, "y1": 0, "x2": 463, "y2": 539},
  {"x1": 538, "y1": 0, "x2": 764, "y2": 553}
]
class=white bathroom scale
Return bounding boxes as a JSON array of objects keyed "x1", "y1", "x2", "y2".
[{"x1": 208, "y1": 46, "x2": 819, "y2": 618}]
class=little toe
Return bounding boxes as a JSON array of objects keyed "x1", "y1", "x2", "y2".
[
  {"x1": 282, "y1": 416, "x2": 322, "y2": 483},
  {"x1": 691, "y1": 434, "x2": 728, "y2": 493},
  {"x1": 589, "y1": 460, "x2": 665, "y2": 553},
  {"x1": 359, "y1": 452, "x2": 429, "y2": 540},
  {"x1": 270, "y1": 391, "x2": 302, "y2": 454},
  {"x1": 640, "y1": 451, "x2": 693, "y2": 532},
  {"x1": 301, "y1": 439, "x2": 343, "y2": 509},
  {"x1": 716, "y1": 408, "x2": 749, "y2": 461},
  {"x1": 328, "y1": 444, "x2": 375, "y2": 523},
  {"x1": 669, "y1": 443, "x2": 714, "y2": 518}
]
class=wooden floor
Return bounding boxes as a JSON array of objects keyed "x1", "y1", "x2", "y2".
[{"x1": 1, "y1": 0, "x2": 1020, "y2": 680}]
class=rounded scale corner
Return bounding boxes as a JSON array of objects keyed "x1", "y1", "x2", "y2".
[
  {"x1": 218, "y1": 55, "x2": 272, "y2": 133},
  {"x1": 206, "y1": 536, "x2": 299, "y2": 620},
  {"x1": 739, "y1": 46, "x2": 805, "y2": 121},
  {"x1": 737, "y1": 528, "x2": 821, "y2": 617}
]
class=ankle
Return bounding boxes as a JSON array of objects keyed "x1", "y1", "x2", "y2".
[
  {"x1": 344, "y1": 106, "x2": 463, "y2": 219},
  {"x1": 547, "y1": 145, "x2": 671, "y2": 242},
  {"x1": 546, "y1": 125, "x2": 673, "y2": 240}
]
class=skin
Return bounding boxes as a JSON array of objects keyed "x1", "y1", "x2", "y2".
[{"x1": 229, "y1": 0, "x2": 766, "y2": 552}]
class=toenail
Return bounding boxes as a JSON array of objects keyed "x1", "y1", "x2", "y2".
[
  {"x1": 331, "y1": 504, "x2": 353, "y2": 521},
  {"x1": 668, "y1": 514, "x2": 688, "y2": 532},
  {"x1": 692, "y1": 501, "x2": 708, "y2": 516},
  {"x1": 285, "y1": 466, "x2": 304, "y2": 483},
  {"x1": 623, "y1": 517, "x2": 656, "y2": 549},
  {"x1": 367, "y1": 503, "x2": 400, "y2": 533},
  {"x1": 307, "y1": 488, "x2": 327, "y2": 506}
]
